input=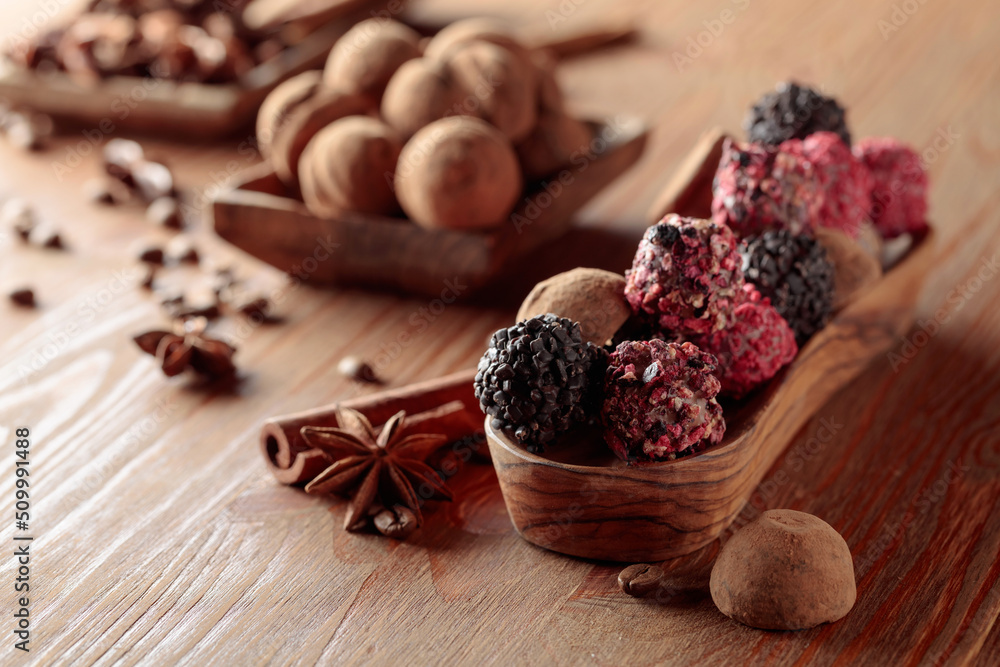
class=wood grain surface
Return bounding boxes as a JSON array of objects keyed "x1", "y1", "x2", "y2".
[{"x1": 1, "y1": 0, "x2": 998, "y2": 665}]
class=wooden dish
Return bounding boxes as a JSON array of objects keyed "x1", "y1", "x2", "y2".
[
  {"x1": 212, "y1": 116, "x2": 648, "y2": 297},
  {"x1": 486, "y1": 128, "x2": 936, "y2": 562},
  {"x1": 0, "y1": 0, "x2": 383, "y2": 139}
]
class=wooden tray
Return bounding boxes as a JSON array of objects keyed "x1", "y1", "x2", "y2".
[
  {"x1": 0, "y1": 0, "x2": 383, "y2": 139},
  {"x1": 485, "y1": 129, "x2": 936, "y2": 562},
  {"x1": 212, "y1": 116, "x2": 648, "y2": 297}
]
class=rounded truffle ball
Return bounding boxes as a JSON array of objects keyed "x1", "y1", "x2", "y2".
[
  {"x1": 299, "y1": 116, "x2": 403, "y2": 217},
  {"x1": 690, "y1": 285, "x2": 798, "y2": 399},
  {"x1": 710, "y1": 509, "x2": 856, "y2": 630},
  {"x1": 323, "y1": 19, "x2": 422, "y2": 101},
  {"x1": 744, "y1": 81, "x2": 851, "y2": 147},
  {"x1": 270, "y1": 90, "x2": 376, "y2": 187},
  {"x1": 624, "y1": 215, "x2": 744, "y2": 336},
  {"x1": 800, "y1": 131, "x2": 871, "y2": 239},
  {"x1": 380, "y1": 58, "x2": 466, "y2": 139},
  {"x1": 740, "y1": 230, "x2": 835, "y2": 345},
  {"x1": 395, "y1": 116, "x2": 522, "y2": 230},
  {"x1": 475, "y1": 314, "x2": 599, "y2": 449},
  {"x1": 516, "y1": 110, "x2": 592, "y2": 181},
  {"x1": 601, "y1": 340, "x2": 725, "y2": 462},
  {"x1": 256, "y1": 70, "x2": 322, "y2": 161},
  {"x1": 853, "y1": 137, "x2": 929, "y2": 239},
  {"x1": 446, "y1": 40, "x2": 537, "y2": 143},
  {"x1": 516, "y1": 268, "x2": 630, "y2": 346},
  {"x1": 423, "y1": 18, "x2": 530, "y2": 63}
]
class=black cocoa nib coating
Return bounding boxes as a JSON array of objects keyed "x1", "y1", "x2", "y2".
[
  {"x1": 475, "y1": 314, "x2": 599, "y2": 450},
  {"x1": 744, "y1": 81, "x2": 851, "y2": 147},
  {"x1": 741, "y1": 230, "x2": 835, "y2": 345}
]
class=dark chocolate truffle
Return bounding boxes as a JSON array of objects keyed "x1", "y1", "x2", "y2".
[{"x1": 744, "y1": 81, "x2": 851, "y2": 147}]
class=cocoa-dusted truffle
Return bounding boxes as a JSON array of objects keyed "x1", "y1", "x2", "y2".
[
  {"x1": 710, "y1": 509, "x2": 856, "y2": 630},
  {"x1": 690, "y1": 285, "x2": 798, "y2": 399},
  {"x1": 744, "y1": 81, "x2": 851, "y2": 147},
  {"x1": 323, "y1": 19, "x2": 422, "y2": 101},
  {"x1": 446, "y1": 40, "x2": 537, "y2": 143},
  {"x1": 395, "y1": 116, "x2": 522, "y2": 230},
  {"x1": 741, "y1": 230, "x2": 835, "y2": 345},
  {"x1": 713, "y1": 133, "x2": 870, "y2": 239},
  {"x1": 799, "y1": 131, "x2": 871, "y2": 239},
  {"x1": 516, "y1": 268, "x2": 630, "y2": 346},
  {"x1": 601, "y1": 340, "x2": 725, "y2": 462},
  {"x1": 624, "y1": 215, "x2": 744, "y2": 336},
  {"x1": 255, "y1": 70, "x2": 322, "y2": 161},
  {"x1": 299, "y1": 116, "x2": 402, "y2": 217},
  {"x1": 380, "y1": 58, "x2": 465, "y2": 139},
  {"x1": 853, "y1": 137, "x2": 929, "y2": 239},
  {"x1": 475, "y1": 314, "x2": 598, "y2": 449},
  {"x1": 516, "y1": 110, "x2": 593, "y2": 181}
]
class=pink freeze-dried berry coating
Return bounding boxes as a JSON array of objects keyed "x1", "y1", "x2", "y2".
[
  {"x1": 853, "y1": 137, "x2": 928, "y2": 239},
  {"x1": 798, "y1": 131, "x2": 871, "y2": 239},
  {"x1": 601, "y1": 340, "x2": 725, "y2": 462},
  {"x1": 712, "y1": 133, "x2": 871, "y2": 239},
  {"x1": 690, "y1": 285, "x2": 798, "y2": 399},
  {"x1": 624, "y1": 214, "x2": 744, "y2": 336},
  {"x1": 712, "y1": 138, "x2": 822, "y2": 238}
]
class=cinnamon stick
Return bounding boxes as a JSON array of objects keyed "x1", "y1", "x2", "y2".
[{"x1": 261, "y1": 368, "x2": 482, "y2": 485}]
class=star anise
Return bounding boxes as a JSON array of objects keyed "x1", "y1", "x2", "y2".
[
  {"x1": 132, "y1": 317, "x2": 236, "y2": 379},
  {"x1": 301, "y1": 408, "x2": 453, "y2": 532}
]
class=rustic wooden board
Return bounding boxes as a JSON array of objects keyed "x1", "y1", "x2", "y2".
[{"x1": 1, "y1": 0, "x2": 999, "y2": 664}]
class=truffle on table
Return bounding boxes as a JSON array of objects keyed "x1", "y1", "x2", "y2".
[
  {"x1": 624, "y1": 214, "x2": 744, "y2": 336},
  {"x1": 690, "y1": 285, "x2": 798, "y2": 399},
  {"x1": 601, "y1": 340, "x2": 725, "y2": 462},
  {"x1": 710, "y1": 509, "x2": 856, "y2": 630},
  {"x1": 853, "y1": 137, "x2": 929, "y2": 239},
  {"x1": 798, "y1": 131, "x2": 871, "y2": 239},
  {"x1": 322, "y1": 19, "x2": 422, "y2": 101}
]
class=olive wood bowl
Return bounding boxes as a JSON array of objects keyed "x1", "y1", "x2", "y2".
[{"x1": 486, "y1": 127, "x2": 935, "y2": 562}]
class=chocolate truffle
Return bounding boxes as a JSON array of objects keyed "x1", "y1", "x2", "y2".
[
  {"x1": 380, "y1": 58, "x2": 465, "y2": 139},
  {"x1": 740, "y1": 230, "x2": 835, "y2": 346},
  {"x1": 853, "y1": 137, "x2": 929, "y2": 239},
  {"x1": 799, "y1": 131, "x2": 871, "y2": 239},
  {"x1": 516, "y1": 110, "x2": 593, "y2": 181},
  {"x1": 601, "y1": 340, "x2": 725, "y2": 462},
  {"x1": 710, "y1": 509, "x2": 856, "y2": 630},
  {"x1": 299, "y1": 116, "x2": 402, "y2": 217},
  {"x1": 690, "y1": 285, "x2": 798, "y2": 399},
  {"x1": 475, "y1": 314, "x2": 598, "y2": 449},
  {"x1": 624, "y1": 215, "x2": 744, "y2": 336},
  {"x1": 323, "y1": 19, "x2": 422, "y2": 101},
  {"x1": 516, "y1": 268, "x2": 630, "y2": 346},
  {"x1": 395, "y1": 116, "x2": 522, "y2": 230},
  {"x1": 744, "y1": 81, "x2": 851, "y2": 147}
]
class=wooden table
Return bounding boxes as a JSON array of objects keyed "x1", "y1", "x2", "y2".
[{"x1": 1, "y1": 1, "x2": 999, "y2": 664}]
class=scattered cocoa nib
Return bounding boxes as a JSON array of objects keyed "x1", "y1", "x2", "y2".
[
  {"x1": 1, "y1": 199, "x2": 36, "y2": 240},
  {"x1": 166, "y1": 236, "x2": 199, "y2": 265},
  {"x1": 104, "y1": 138, "x2": 144, "y2": 186},
  {"x1": 162, "y1": 286, "x2": 220, "y2": 321},
  {"x1": 3, "y1": 110, "x2": 54, "y2": 151},
  {"x1": 233, "y1": 296, "x2": 272, "y2": 320},
  {"x1": 618, "y1": 563, "x2": 665, "y2": 598},
  {"x1": 140, "y1": 265, "x2": 157, "y2": 291},
  {"x1": 8, "y1": 288, "x2": 36, "y2": 308},
  {"x1": 132, "y1": 160, "x2": 175, "y2": 201},
  {"x1": 337, "y1": 356, "x2": 380, "y2": 383},
  {"x1": 85, "y1": 177, "x2": 131, "y2": 205},
  {"x1": 138, "y1": 246, "x2": 165, "y2": 265},
  {"x1": 146, "y1": 197, "x2": 183, "y2": 229},
  {"x1": 374, "y1": 505, "x2": 419, "y2": 539},
  {"x1": 132, "y1": 317, "x2": 236, "y2": 379},
  {"x1": 40, "y1": 230, "x2": 65, "y2": 249}
]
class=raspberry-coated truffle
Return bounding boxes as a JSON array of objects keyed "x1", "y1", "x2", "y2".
[
  {"x1": 712, "y1": 138, "x2": 820, "y2": 238},
  {"x1": 476, "y1": 314, "x2": 600, "y2": 449},
  {"x1": 798, "y1": 132, "x2": 871, "y2": 239},
  {"x1": 745, "y1": 82, "x2": 851, "y2": 147},
  {"x1": 853, "y1": 137, "x2": 929, "y2": 239},
  {"x1": 741, "y1": 230, "x2": 835, "y2": 346},
  {"x1": 690, "y1": 286, "x2": 798, "y2": 399},
  {"x1": 624, "y1": 215, "x2": 744, "y2": 336},
  {"x1": 601, "y1": 340, "x2": 725, "y2": 462},
  {"x1": 713, "y1": 133, "x2": 870, "y2": 239}
]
